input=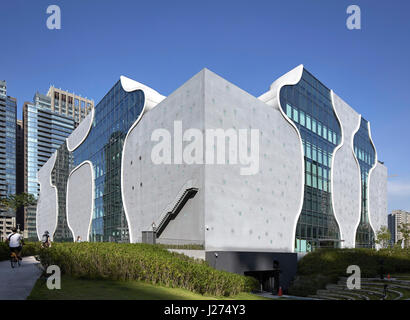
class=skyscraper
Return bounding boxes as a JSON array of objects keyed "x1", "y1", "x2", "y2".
[
  {"x1": 0, "y1": 80, "x2": 17, "y2": 239},
  {"x1": 23, "y1": 87, "x2": 94, "y2": 239},
  {"x1": 388, "y1": 210, "x2": 410, "y2": 245},
  {"x1": 16, "y1": 119, "x2": 24, "y2": 230}
]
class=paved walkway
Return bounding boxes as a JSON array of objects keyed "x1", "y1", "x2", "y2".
[{"x1": 0, "y1": 256, "x2": 42, "y2": 300}]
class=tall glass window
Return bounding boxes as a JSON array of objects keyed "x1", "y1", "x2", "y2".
[
  {"x1": 353, "y1": 118, "x2": 376, "y2": 248},
  {"x1": 280, "y1": 69, "x2": 342, "y2": 252}
]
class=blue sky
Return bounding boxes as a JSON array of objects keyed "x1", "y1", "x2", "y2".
[{"x1": 1, "y1": 0, "x2": 409, "y2": 212}]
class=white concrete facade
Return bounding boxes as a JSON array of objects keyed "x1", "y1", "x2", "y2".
[{"x1": 35, "y1": 67, "x2": 388, "y2": 252}]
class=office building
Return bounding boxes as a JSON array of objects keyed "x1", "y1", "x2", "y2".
[
  {"x1": 16, "y1": 119, "x2": 24, "y2": 230},
  {"x1": 0, "y1": 215, "x2": 16, "y2": 241},
  {"x1": 36, "y1": 66, "x2": 388, "y2": 289},
  {"x1": 388, "y1": 210, "x2": 410, "y2": 245},
  {"x1": 0, "y1": 80, "x2": 17, "y2": 223},
  {"x1": 23, "y1": 88, "x2": 94, "y2": 238}
]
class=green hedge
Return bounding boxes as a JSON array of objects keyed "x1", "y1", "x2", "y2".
[
  {"x1": 38, "y1": 242, "x2": 258, "y2": 297},
  {"x1": 288, "y1": 248, "x2": 410, "y2": 296},
  {"x1": 0, "y1": 242, "x2": 41, "y2": 261},
  {"x1": 297, "y1": 248, "x2": 410, "y2": 278}
]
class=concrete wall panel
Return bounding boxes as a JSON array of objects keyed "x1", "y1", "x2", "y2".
[
  {"x1": 122, "y1": 71, "x2": 205, "y2": 243},
  {"x1": 36, "y1": 152, "x2": 58, "y2": 240},
  {"x1": 331, "y1": 92, "x2": 362, "y2": 248},
  {"x1": 369, "y1": 162, "x2": 388, "y2": 244},
  {"x1": 204, "y1": 68, "x2": 303, "y2": 252},
  {"x1": 66, "y1": 161, "x2": 94, "y2": 241}
]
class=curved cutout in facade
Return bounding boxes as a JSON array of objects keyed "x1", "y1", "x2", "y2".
[
  {"x1": 36, "y1": 152, "x2": 58, "y2": 241},
  {"x1": 353, "y1": 118, "x2": 377, "y2": 247},
  {"x1": 121, "y1": 77, "x2": 166, "y2": 243},
  {"x1": 271, "y1": 67, "x2": 343, "y2": 252},
  {"x1": 66, "y1": 161, "x2": 94, "y2": 241},
  {"x1": 258, "y1": 64, "x2": 305, "y2": 252}
]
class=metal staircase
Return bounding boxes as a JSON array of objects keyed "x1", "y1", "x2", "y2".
[{"x1": 155, "y1": 180, "x2": 199, "y2": 237}]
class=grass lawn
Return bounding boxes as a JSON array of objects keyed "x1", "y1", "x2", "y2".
[{"x1": 27, "y1": 275, "x2": 270, "y2": 300}]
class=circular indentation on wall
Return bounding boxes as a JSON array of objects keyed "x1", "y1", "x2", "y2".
[
  {"x1": 132, "y1": 186, "x2": 134, "y2": 190},
  {"x1": 140, "y1": 182, "x2": 143, "y2": 187},
  {"x1": 238, "y1": 211, "x2": 242, "y2": 216},
  {"x1": 265, "y1": 232, "x2": 268, "y2": 236},
  {"x1": 130, "y1": 160, "x2": 133, "y2": 165},
  {"x1": 231, "y1": 228, "x2": 234, "y2": 233},
  {"x1": 249, "y1": 229, "x2": 253, "y2": 234}
]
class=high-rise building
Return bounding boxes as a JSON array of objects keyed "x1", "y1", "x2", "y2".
[
  {"x1": 16, "y1": 119, "x2": 24, "y2": 230},
  {"x1": 0, "y1": 215, "x2": 16, "y2": 241},
  {"x1": 23, "y1": 88, "x2": 94, "y2": 239},
  {"x1": 388, "y1": 210, "x2": 410, "y2": 245},
  {"x1": 46, "y1": 86, "x2": 93, "y2": 124},
  {"x1": 0, "y1": 80, "x2": 17, "y2": 240}
]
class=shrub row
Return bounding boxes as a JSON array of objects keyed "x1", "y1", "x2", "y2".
[
  {"x1": 39, "y1": 242, "x2": 258, "y2": 297},
  {"x1": 0, "y1": 242, "x2": 41, "y2": 261},
  {"x1": 297, "y1": 248, "x2": 410, "y2": 278},
  {"x1": 288, "y1": 248, "x2": 410, "y2": 296}
]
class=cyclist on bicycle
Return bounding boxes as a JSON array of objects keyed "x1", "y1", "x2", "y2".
[
  {"x1": 41, "y1": 230, "x2": 51, "y2": 248},
  {"x1": 6, "y1": 227, "x2": 24, "y2": 260}
]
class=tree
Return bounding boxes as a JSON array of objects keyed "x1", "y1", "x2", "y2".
[
  {"x1": 375, "y1": 226, "x2": 391, "y2": 249},
  {"x1": 398, "y1": 223, "x2": 410, "y2": 248},
  {"x1": 0, "y1": 193, "x2": 37, "y2": 213}
]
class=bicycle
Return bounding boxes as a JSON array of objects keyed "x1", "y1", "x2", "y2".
[{"x1": 10, "y1": 251, "x2": 21, "y2": 269}]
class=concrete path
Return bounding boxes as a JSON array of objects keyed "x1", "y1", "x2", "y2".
[{"x1": 0, "y1": 256, "x2": 42, "y2": 300}]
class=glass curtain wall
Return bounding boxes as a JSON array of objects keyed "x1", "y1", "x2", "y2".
[
  {"x1": 53, "y1": 80, "x2": 144, "y2": 242},
  {"x1": 280, "y1": 69, "x2": 342, "y2": 252},
  {"x1": 354, "y1": 118, "x2": 376, "y2": 248}
]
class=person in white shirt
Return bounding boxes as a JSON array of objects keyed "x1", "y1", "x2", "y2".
[{"x1": 6, "y1": 228, "x2": 24, "y2": 260}]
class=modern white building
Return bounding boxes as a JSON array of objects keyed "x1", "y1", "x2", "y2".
[{"x1": 35, "y1": 66, "x2": 388, "y2": 289}]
